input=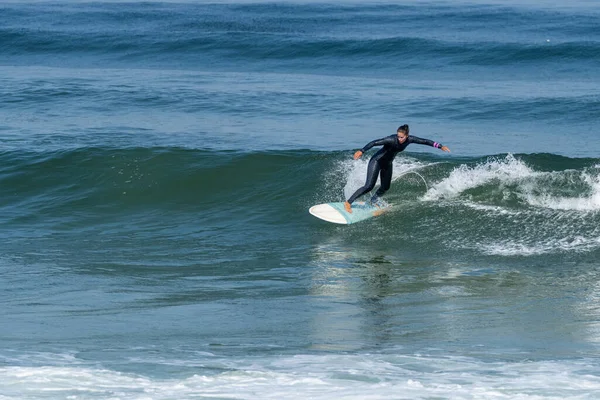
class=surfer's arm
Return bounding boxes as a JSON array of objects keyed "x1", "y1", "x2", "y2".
[
  {"x1": 354, "y1": 137, "x2": 393, "y2": 159},
  {"x1": 409, "y1": 136, "x2": 451, "y2": 152}
]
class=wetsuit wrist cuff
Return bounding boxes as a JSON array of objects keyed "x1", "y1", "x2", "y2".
[{"x1": 434, "y1": 142, "x2": 442, "y2": 149}]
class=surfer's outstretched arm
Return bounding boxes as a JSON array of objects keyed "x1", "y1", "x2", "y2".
[
  {"x1": 409, "y1": 136, "x2": 451, "y2": 152},
  {"x1": 353, "y1": 136, "x2": 396, "y2": 159}
]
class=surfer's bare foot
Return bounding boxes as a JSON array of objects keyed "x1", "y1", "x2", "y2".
[{"x1": 344, "y1": 201, "x2": 352, "y2": 213}]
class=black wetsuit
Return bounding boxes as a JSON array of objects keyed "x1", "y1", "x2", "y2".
[{"x1": 347, "y1": 135, "x2": 443, "y2": 204}]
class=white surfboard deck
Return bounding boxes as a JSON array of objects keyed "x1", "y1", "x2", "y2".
[{"x1": 309, "y1": 201, "x2": 391, "y2": 225}]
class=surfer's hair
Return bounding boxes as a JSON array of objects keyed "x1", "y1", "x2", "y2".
[{"x1": 397, "y1": 124, "x2": 409, "y2": 134}]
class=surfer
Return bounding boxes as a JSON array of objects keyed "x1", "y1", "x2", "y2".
[{"x1": 344, "y1": 124, "x2": 450, "y2": 213}]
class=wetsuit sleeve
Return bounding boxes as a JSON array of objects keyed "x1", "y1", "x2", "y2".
[
  {"x1": 409, "y1": 136, "x2": 445, "y2": 149},
  {"x1": 360, "y1": 136, "x2": 394, "y2": 153}
]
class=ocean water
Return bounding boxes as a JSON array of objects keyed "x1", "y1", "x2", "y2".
[{"x1": 2, "y1": 1, "x2": 600, "y2": 399}]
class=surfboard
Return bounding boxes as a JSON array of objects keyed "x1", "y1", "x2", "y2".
[{"x1": 309, "y1": 201, "x2": 391, "y2": 225}]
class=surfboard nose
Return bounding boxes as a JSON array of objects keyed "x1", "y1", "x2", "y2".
[{"x1": 309, "y1": 204, "x2": 349, "y2": 224}]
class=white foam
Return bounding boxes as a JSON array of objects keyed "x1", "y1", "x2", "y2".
[
  {"x1": 461, "y1": 201, "x2": 522, "y2": 215},
  {"x1": 474, "y1": 235, "x2": 600, "y2": 256},
  {"x1": 1, "y1": 354, "x2": 600, "y2": 400},
  {"x1": 523, "y1": 171, "x2": 600, "y2": 211},
  {"x1": 423, "y1": 154, "x2": 534, "y2": 201},
  {"x1": 423, "y1": 155, "x2": 600, "y2": 215}
]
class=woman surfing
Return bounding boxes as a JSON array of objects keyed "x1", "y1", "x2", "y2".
[{"x1": 345, "y1": 124, "x2": 450, "y2": 213}]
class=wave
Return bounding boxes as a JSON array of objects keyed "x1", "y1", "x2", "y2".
[
  {"x1": 2, "y1": 148, "x2": 600, "y2": 256},
  {"x1": 2, "y1": 2, "x2": 600, "y2": 72},
  {"x1": 4, "y1": 26, "x2": 599, "y2": 66},
  {"x1": 422, "y1": 153, "x2": 600, "y2": 211},
  {"x1": 334, "y1": 152, "x2": 600, "y2": 257},
  {"x1": 2, "y1": 147, "x2": 600, "y2": 209},
  {"x1": 1, "y1": 353, "x2": 599, "y2": 400},
  {"x1": 2, "y1": 72, "x2": 598, "y2": 127},
  {"x1": 4, "y1": 148, "x2": 599, "y2": 211}
]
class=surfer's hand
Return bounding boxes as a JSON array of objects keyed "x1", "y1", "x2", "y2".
[
  {"x1": 353, "y1": 150, "x2": 363, "y2": 160},
  {"x1": 441, "y1": 146, "x2": 451, "y2": 153}
]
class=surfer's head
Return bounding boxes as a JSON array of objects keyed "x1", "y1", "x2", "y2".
[{"x1": 397, "y1": 124, "x2": 409, "y2": 143}]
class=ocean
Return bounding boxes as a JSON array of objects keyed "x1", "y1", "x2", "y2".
[{"x1": 1, "y1": 1, "x2": 600, "y2": 398}]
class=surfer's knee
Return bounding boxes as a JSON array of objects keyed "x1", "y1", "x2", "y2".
[{"x1": 365, "y1": 182, "x2": 377, "y2": 191}]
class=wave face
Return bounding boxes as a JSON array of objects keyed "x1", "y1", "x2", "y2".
[{"x1": 2, "y1": 148, "x2": 600, "y2": 258}]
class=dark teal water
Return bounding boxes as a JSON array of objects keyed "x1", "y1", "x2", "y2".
[{"x1": 2, "y1": 1, "x2": 600, "y2": 398}]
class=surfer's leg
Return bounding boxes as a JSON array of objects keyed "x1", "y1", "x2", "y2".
[
  {"x1": 375, "y1": 164, "x2": 393, "y2": 197},
  {"x1": 346, "y1": 158, "x2": 381, "y2": 211}
]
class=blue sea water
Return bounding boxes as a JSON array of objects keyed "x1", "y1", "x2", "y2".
[{"x1": 2, "y1": 1, "x2": 600, "y2": 398}]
